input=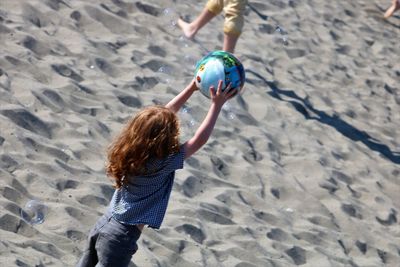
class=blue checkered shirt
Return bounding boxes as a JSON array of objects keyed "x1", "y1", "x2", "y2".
[{"x1": 110, "y1": 147, "x2": 185, "y2": 229}]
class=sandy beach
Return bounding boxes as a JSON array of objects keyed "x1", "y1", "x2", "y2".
[{"x1": 0, "y1": 0, "x2": 399, "y2": 266}]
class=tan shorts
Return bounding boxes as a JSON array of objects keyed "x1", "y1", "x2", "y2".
[{"x1": 206, "y1": 0, "x2": 247, "y2": 36}]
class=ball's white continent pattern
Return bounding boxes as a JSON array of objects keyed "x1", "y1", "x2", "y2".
[{"x1": 195, "y1": 59, "x2": 226, "y2": 98}]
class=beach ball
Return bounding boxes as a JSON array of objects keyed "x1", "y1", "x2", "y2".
[{"x1": 194, "y1": 51, "x2": 245, "y2": 98}]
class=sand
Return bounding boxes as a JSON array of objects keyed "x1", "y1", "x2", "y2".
[{"x1": 0, "y1": 0, "x2": 399, "y2": 266}]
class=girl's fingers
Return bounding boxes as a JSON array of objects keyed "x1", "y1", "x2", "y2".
[
  {"x1": 209, "y1": 86, "x2": 216, "y2": 97},
  {"x1": 223, "y1": 83, "x2": 232, "y2": 95},
  {"x1": 226, "y1": 88, "x2": 238, "y2": 99},
  {"x1": 217, "y1": 80, "x2": 224, "y2": 94},
  {"x1": 210, "y1": 81, "x2": 237, "y2": 100},
  {"x1": 192, "y1": 79, "x2": 199, "y2": 90},
  {"x1": 222, "y1": 83, "x2": 236, "y2": 99}
]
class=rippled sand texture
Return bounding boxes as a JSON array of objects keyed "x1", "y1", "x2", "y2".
[{"x1": 0, "y1": 0, "x2": 399, "y2": 266}]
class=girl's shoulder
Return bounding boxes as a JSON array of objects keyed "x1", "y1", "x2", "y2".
[{"x1": 126, "y1": 146, "x2": 185, "y2": 182}]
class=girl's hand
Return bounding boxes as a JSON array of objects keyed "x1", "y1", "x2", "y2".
[
  {"x1": 209, "y1": 80, "x2": 236, "y2": 107},
  {"x1": 189, "y1": 79, "x2": 199, "y2": 91},
  {"x1": 165, "y1": 79, "x2": 198, "y2": 112}
]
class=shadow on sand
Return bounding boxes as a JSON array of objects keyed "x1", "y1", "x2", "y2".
[{"x1": 247, "y1": 69, "x2": 400, "y2": 164}]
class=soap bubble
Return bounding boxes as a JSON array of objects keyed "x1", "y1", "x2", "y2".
[
  {"x1": 222, "y1": 102, "x2": 236, "y2": 120},
  {"x1": 279, "y1": 206, "x2": 295, "y2": 214},
  {"x1": 180, "y1": 106, "x2": 196, "y2": 128},
  {"x1": 285, "y1": 207, "x2": 294, "y2": 213},
  {"x1": 183, "y1": 55, "x2": 197, "y2": 69},
  {"x1": 179, "y1": 106, "x2": 197, "y2": 139},
  {"x1": 278, "y1": 206, "x2": 295, "y2": 225},
  {"x1": 157, "y1": 66, "x2": 174, "y2": 84},
  {"x1": 275, "y1": 25, "x2": 289, "y2": 46},
  {"x1": 178, "y1": 35, "x2": 189, "y2": 48},
  {"x1": 162, "y1": 8, "x2": 178, "y2": 31},
  {"x1": 21, "y1": 199, "x2": 47, "y2": 225}
]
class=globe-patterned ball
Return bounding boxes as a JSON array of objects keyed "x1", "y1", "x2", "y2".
[{"x1": 194, "y1": 51, "x2": 245, "y2": 98}]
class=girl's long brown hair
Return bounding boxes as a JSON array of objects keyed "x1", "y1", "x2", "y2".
[{"x1": 106, "y1": 106, "x2": 180, "y2": 188}]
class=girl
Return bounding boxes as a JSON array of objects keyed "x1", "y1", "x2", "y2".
[{"x1": 77, "y1": 79, "x2": 235, "y2": 267}]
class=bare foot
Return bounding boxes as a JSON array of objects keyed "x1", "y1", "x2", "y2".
[
  {"x1": 177, "y1": 18, "x2": 197, "y2": 39},
  {"x1": 384, "y1": 0, "x2": 400, "y2": 18}
]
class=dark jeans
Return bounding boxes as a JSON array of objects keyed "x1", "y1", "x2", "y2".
[{"x1": 76, "y1": 211, "x2": 141, "y2": 267}]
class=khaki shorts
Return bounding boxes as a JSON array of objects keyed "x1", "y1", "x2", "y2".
[{"x1": 206, "y1": 0, "x2": 247, "y2": 36}]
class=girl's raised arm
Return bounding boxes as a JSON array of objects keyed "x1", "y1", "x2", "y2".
[{"x1": 183, "y1": 81, "x2": 236, "y2": 159}]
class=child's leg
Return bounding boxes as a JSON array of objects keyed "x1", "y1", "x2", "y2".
[
  {"x1": 76, "y1": 214, "x2": 110, "y2": 267},
  {"x1": 76, "y1": 233, "x2": 99, "y2": 267},
  {"x1": 177, "y1": 0, "x2": 223, "y2": 39},
  {"x1": 384, "y1": 0, "x2": 400, "y2": 18},
  {"x1": 177, "y1": 8, "x2": 216, "y2": 39},
  {"x1": 222, "y1": 0, "x2": 247, "y2": 53},
  {"x1": 223, "y1": 33, "x2": 240, "y2": 53},
  {"x1": 95, "y1": 218, "x2": 141, "y2": 266}
]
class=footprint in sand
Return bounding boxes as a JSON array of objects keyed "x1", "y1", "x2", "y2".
[
  {"x1": 0, "y1": 109, "x2": 52, "y2": 139},
  {"x1": 376, "y1": 208, "x2": 397, "y2": 226},
  {"x1": 117, "y1": 94, "x2": 142, "y2": 108},
  {"x1": 51, "y1": 64, "x2": 83, "y2": 82},
  {"x1": 285, "y1": 246, "x2": 307, "y2": 265},
  {"x1": 0, "y1": 213, "x2": 37, "y2": 237},
  {"x1": 65, "y1": 206, "x2": 86, "y2": 222},
  {"x1": 32, "y1": 89, "x2": 65, "y2": 113},
  {"x1": 56, "y1": 179, "x2": 79, "y2": 191},
  {"x1": 197, "y1": 209, "x2": 234, "y2": 225},
  {"x1": 181, "y1": 175, "x2": 205, "y2": 198},
  {"x1": 66, "y1": 229, "x2": 86, "y2": 242},
  {"x1": 0, "y1": 154, "x2": 19, "y2": 173},
  {"x1": 2, "y1": 186, "x2": 23, "y2": 202},
  {"x1": 94, "y1": 58, "x2": 116, "y2": 77},
  {"x1": 22, "y1": 35, "x2": 51, "y2": 57},
  {"x1": 341, "y1": 203, "x2": 363, "y2": 219},
  {"x1": 77, "y1": 194, "x2": 108, "y2": 208},
  {"x1": 21, "y1": 3, "x2": 50, "y2": 28},
  {"x1": 84, "y1": 5, "x2": 135, "y2": 34},
  {"x1": 266, "y1": 228, "x2": 290, "y2": 242},
  {"x1": 175, "y1": 224, "x2": 206, "y2": 244}
]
